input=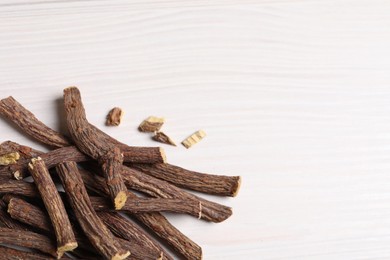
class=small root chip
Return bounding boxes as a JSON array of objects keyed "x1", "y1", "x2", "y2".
[
  {"x1": 182, "y1": 130, "x2": 206, "y2": 149},
  {"x1": 0, "y1": 152, "x2": 20, "y2": 165},
  {"x1": 138, "y1": 116, "x2": 165, "y2": 132},
  {"x1": 106, "y1": 107, "x2": 124, "y2": 126},
  {"x1": 152, "y1": 132, "x2": 176, "y2": 146}
]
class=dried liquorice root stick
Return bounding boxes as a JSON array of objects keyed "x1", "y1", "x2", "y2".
[
  {"x1": 78, "y1": 168, "x2": 198, "y2": 260},
  {"x1": 28, "y1": 157, "x2": 78, "y2": 257},
  {"x1": 63, "y1": 87, "x2": 128, "y2": 209},
  {"x1": 7, "y1": 197, "x2": 53, "y2": 232},
  {"x1": 99, "y1": 147, "x2": 127, "y2": 209},
  {"x1": 117, "y1": 236, "x2": 159, "y2": 260},
  {"x1": 91, "y1": 195, "x2": 201, "y2": 217},
  {"x1": 98, "y1": 212, "x2": 172, "y2": 260},
  {"x1": 0, "y1": 140, "x2": 43, "y2": 159},
  {"x1": 121, "y1": 166, "x2": 232, "y2": 223},
  {"x1": 0, "y1": 96, "x2": 71, "y2": 148},
  {"x1": 131, "y1": 163, "x2": 241, "y2": 197},
  {"x1": 0, "y1": 179, "x2": 38, "y2": 197},
  {"x1": 0, "y1": 198, "x2": 29, "y2": 230},
  {"x1": 121, "y1": 146, "x2": 166, "y2": 164},
  {"x1": 135, "y1": 212, "x2": 202, "y2": 260},
  {"x1": 56, "y1": 161, "x2": 130, "y2": 260},
  {"x1": 0, "y1": 227, "x2": 58, "y2": 258},
  {"x1": 0, "y1": 245, "x2": 58, "y2": 260}
]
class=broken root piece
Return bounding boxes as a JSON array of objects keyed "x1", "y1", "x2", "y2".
[
  {"x1": 106, "y1": 107, "x2": 123, "y2": 126},
  {"x1": 0, "y1": 152, "x2": 20, "y2": 165},
  {"x1": 152, "y1": 132, "x2": 176, "y2": 146},
  {"x1": 181, "y1": 130, "x2": 206, "y2": 149},
  {"x1": 138, "y1": 116, "x2": 165, "y2": 132}
]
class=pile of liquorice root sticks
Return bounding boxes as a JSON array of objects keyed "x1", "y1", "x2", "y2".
[{"x1": 0, "y1": 87, "x2": 241, "y2": 260}]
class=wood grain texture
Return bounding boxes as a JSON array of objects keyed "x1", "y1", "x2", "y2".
[{"x1": 1, "y1": 0, "x2": 390, "y2": 259}]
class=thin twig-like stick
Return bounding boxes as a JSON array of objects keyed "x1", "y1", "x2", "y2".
[{"x1": 28, "y1": 157, "x2": 78, "y2": 257}]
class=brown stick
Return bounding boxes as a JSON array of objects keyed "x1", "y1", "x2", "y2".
[
  {"x1": 91, "y1": 195, "x2": 201, "y2": 217},
  {"x1": 131, "y1": 163, "x2": 241, "y2": 197},
  {"x1": 98, "y1": 212, "x2": 172, "y2": 260},
  {"x1": 0, "y1": 179, "x2": 38, "y2": 197},
  {"x1": 7, "y1": 197, "x2": 52, "y2": 232},
  {"x1": 121, "y1": 166, "x2": 232, "y2": 223},
  {"x1": 40, "y1": 145, "x2": 89, "y2": 168},
  {"x1": 63, "y1": 87, "x2": 128, "y2": 209},
  {"x1": 0, "y1": 198, "x2": 29, "y2": 230},
  {"x1": 117, "y1": 237, "x2": 159, "y2": 260},
  {"x1": 135, "y1": 212, "x2": 202, "y2": 260},
  {"x1": 0, "y1": 140, "x2": 43, "y2": 159},
  {"x1": 79, "y1": 168, "x2": 201, "y2": 260},
  {"x1": 28, "y1": 157, "x2": 78, "y2": 257},
  {"x1": 0, "y1": 227, "x2": 58, "y2": 258},
  {"x1": 56, "y1": 161, "x2": 130, "y2": 260},
  {"x1": 121, "y1": 146, "x2": 166, "y2": 164},
  {"x1": 0, "y1": 245, "x2": 57, "y2": 260},
  {"x1": 99, "y1": 147, "x2": 127, "y2": 209},
  {"x1": 0, "y1": 96, "x2": 71, "y2": 148}
]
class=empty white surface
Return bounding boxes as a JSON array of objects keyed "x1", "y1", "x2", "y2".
[{"x1": 1, "y1": 0, "x2": 390, "y2": 259}]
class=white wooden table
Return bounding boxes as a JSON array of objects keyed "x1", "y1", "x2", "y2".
[{"x1": 1, "y1": 1, "x2": 390, "y2": 259}]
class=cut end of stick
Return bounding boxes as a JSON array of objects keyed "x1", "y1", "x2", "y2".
[
  {"x1": 0, "y1": 152, "x2": 20, "y2": 165},
  {"x1": 28, "y1": 157, "x2": 43, "y2": 170},
  {"x1": 57, "y1": 242, "x2": 78, "y2": 258},
  {"x1": 159, "y1": 147, "x2": 167, "y2": 163},
  {"x1": 112, "y1": 250, "x2": 131, "y2": 260},
  {"x1": 232, "y1": 176, "x2": 242, "y2": 197},
  {"x1": 64, "y1": 86, "x2": 78, "y2": 92},
  {"x1": 114, "y1": 191, "x2": 128, "y2": 210}
]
